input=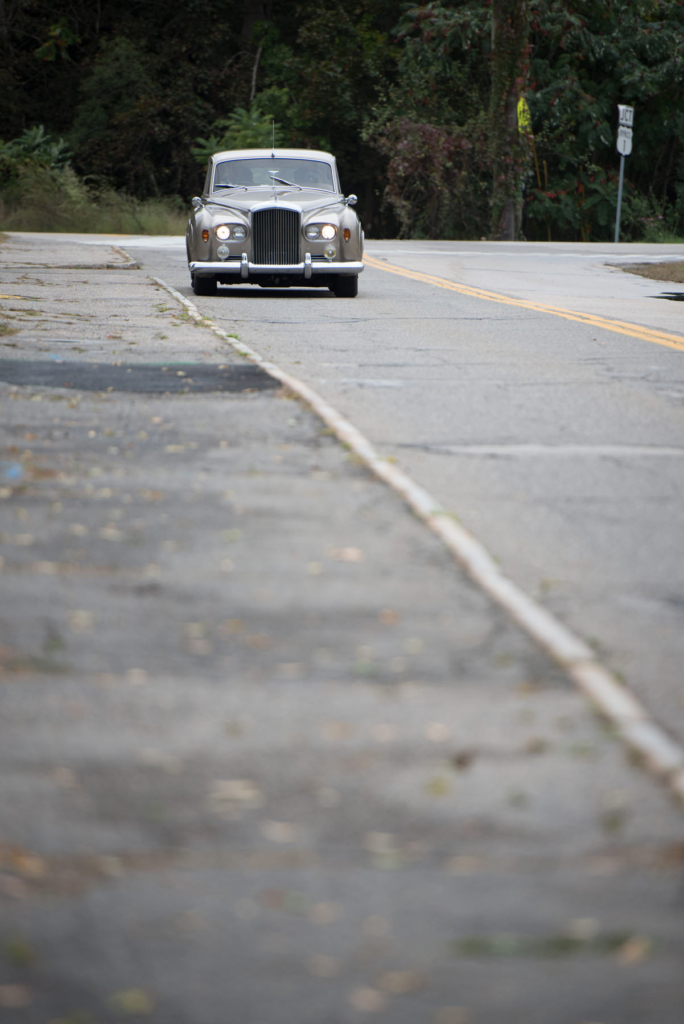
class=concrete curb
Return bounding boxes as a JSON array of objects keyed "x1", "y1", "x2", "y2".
[{"x1": 151, "y1": 274, "x2": 684, "y2": 809}]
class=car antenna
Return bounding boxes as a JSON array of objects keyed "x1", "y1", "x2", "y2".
[{"x1": 271, "y1": 120, "x2": 275, "y2": 159}]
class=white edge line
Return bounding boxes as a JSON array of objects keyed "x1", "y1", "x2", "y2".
[{"x1": 151, "y1": 273, "x2": 684, "y2": 808}]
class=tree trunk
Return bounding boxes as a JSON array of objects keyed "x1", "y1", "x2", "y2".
[
  {"x1": 241, "y1": 1, "x2": 272, "y2": 104},
  {"x1": 489, "y1": 0, "x2": 529, "y2": 240}
]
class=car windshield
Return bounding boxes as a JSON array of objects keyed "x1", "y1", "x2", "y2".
[{"x1": 213, "y1": 158, "x2": 335, "y2": 191}]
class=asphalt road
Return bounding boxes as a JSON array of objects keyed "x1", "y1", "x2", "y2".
[
  {"x1": 1, "y1": 233, "x2": 684, "y2": 1024},
  {"x1": 129, "y1": 236, "x2": 684, "y2": 744}
]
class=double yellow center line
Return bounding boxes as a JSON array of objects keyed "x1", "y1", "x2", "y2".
[{"x1": 364, "y1": 253, "x2": 684, "y2": 354}]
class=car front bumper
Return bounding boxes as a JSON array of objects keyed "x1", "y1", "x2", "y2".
[{"x1": 189, "y1": 255, "x2": 364, "y2": 280}]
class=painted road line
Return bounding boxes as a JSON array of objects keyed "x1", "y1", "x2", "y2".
[
  {"x1": 151, "y1": 274, "x2": 684, "y2": 809},
  {"x1": 410, "y1": 443, "x2": 684, "y2": 459},
  {"x1": 365, "y1": 249, "x2": 684, "y2": 262},
  {"x1": 363, "y1": 254, "x2": 684, "y2": 353}
]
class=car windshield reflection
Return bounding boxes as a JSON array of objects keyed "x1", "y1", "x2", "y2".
[{"x1": 213, "y1": 158, "x2": 335, "y2": 191}]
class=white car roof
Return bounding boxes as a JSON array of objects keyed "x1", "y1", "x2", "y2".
[{"x1": 211, "y1": 148, "x2": 335, "y2": 163}]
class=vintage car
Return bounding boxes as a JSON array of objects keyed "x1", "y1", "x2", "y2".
[{"x1": 186, "y1": 148, "x2": 364, "y2": 298}]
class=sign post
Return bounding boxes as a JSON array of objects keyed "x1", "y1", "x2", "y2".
[{"x1": 614, "y1": 105, "x2": 634, "y2": 243}]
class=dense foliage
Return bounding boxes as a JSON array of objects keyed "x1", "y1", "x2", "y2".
[{"x1": 1, "y1": 0, "x2": 682, "y2": 239}]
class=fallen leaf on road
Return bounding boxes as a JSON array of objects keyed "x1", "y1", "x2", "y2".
[
  {"x1": 348, "y1": 987, "x2": 389, "y2": 1013},
  {"x1": 433, "y1": 1009, "x2": 472, "y2": 1024},
  {"x1": 379, "y1": 608, "x2": 399, "y2": 625},
  {"x1": 373, "y1": 724, "x2": 397, "y2": 743},
  {"x1": 363, "y1": 915, "x2": 390, "y2": 937},
  {"x1": 425, "y1": 775, "x2": 451, "y2": 797},
  {"x1": 364, "y1": 832, "x2": 396, "y2": 854},
  {"x1": 126, "y1": 668, "x2": 148, "y2": 685},
  {"x1": 260, "y1": 821, "x2": 301, "y2": 844},
  {"x1": 5, "y1": 938, "x2": 35, "y2": 966},
  {"x1": 0, "y1": 874, "x2": 29, "y2": 899},
  {"x1": 445, "y1": 856, "x2": 482, "y2": 875},
  {"x1": 184, "y1": 622, "x2": 207, "y2": 639},
  {"x1": 306, "y1": 954, "x2": 339, "y2": 977},
  {"x1": 0, "y1": 985, "x2": 32, "y2": 1008},
  {"x1": 33, "y1": 561, "x2": 59, "y2": 574},
  {"x1": 109, "y1": 988, "x2": 155, "y2": 1014},
  {"x1": 187, "y1": 638, "x2": 212, "y2": 656},
  {"x1": 210, "y1": 779, "x2": 262, "y2": 805},
  {"x1": 99, "y1": 526, "x2": 123, "y2": 541},
  {"x1": 567, "y1": 917, "x2": 600, "y2": 941},
  {"x1": 224, "y1": 720, "x2": 245, "y2": 737},
  {"x1": 68, "y1": 610, "x2": 93, "y2": 633},
  {"x1": 99, "y1": 855, "x2": 124, "y2": 878},
  {"x1": 246, "y1": 633, "x2": 271, "y2": 650},
  {"x1": 322, "y1": 721, "x2": 354, "y2": 741},
  {"x1": 376, "y1": 970, "x2": 425, "y2": 994},
  {"x1": 219, "y1": 619, "x2": 244, "y2": 635},
  {"x1": 616, "y1": 934, "x2": 652, "y2": 965},
  {"x1": 452, "y1": 750, "x2": 475, "y2": 770},
  {"x1": 277, "y1": 662, "x2": 302, "y2": 679},
  {"x1": 328, "y1": 546, "x2": 364, "y2": 562},
  {"x1": 308, "y1": 901, "x2": 341, "y2": 924},
  {"x1": 53, "y1": 766, "x2": 78, "y2": 788}
]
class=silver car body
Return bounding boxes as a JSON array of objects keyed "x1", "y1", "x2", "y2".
[{"x1": 186, "y1": 148, "x2": 364, "y2": 296}]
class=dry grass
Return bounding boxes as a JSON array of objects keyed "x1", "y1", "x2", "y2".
[
  {"x1": 618, "y1": 261, "x2": 684, "y2": 284},
  {"x1": 0, "y1": 166, "x2": 187, "y2": 236}
]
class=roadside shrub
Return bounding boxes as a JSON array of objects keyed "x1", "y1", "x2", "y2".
[
  {"x1": 0, "y1": 164, "x2": 186, "y2": 234},
  {"x1": 0, "y1": 126, "x2": 186, "y2": 235}
]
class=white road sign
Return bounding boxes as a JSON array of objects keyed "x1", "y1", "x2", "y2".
[
  {"x1": 617, "y1": 125, "x2": 633, "y2": 156},
  {"x1": 618, "y1": 104, "x2": 634, "y2": 127}
]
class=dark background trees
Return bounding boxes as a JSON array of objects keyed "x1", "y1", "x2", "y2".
[{"x1": 1, "y1": 0, "x2": 683, "y2": 240}]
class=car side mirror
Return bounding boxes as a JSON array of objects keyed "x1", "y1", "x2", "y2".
[
  {"x1": 345, "y1": 194, "x2": 358, "y2": 206},
  {"x1": 191, "y1": 196, "x2": 202, "y2": 209}
]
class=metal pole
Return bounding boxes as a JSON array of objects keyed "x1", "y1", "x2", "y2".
[{"x1": 614, "y1": 153, "x2": 625, "y2": 244}]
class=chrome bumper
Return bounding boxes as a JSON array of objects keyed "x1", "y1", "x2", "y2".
[{"x1": 190, "y1": 254, "x2": 364, "y2": 280}]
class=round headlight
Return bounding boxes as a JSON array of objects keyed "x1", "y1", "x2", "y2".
[
  {"x1": 304, "y1": 224, "x2": 321, "y2": 240},
  {"x1": 231, "y1": 224, "x2": 247, "y2": 241},
  {"x1": 321, "y1": 224, "x2": 336, "y2": 240},
  {"x1": 215, "y1": 224, "x2": 231, "y2": 240}
]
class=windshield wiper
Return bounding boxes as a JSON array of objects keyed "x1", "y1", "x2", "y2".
[
  {"x1": 213, "y1": 183, "x2": 249, "y2": 192},
  {"x1": 268, "y1": 173, "x2": 302, "y2": 188}
]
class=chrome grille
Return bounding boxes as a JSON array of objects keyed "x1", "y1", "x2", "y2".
[{"x1": 252, "y1": 208, "x2": 300, "y2": 265}]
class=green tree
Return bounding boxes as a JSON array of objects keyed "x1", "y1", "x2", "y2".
[{"x1": 192, "y1": 88, "x2": 289, "y2": 163}]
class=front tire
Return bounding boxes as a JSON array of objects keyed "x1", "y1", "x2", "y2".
[
  {"x1": 331, "y1": 275, "x2": 358, "y2": 298},
  {"x1": 192, "y1": 273, "x2": 217, "y2": 296}
]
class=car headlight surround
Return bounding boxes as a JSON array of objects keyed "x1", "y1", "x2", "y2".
[
  {"x1": 304, "y1": 223, "x2": 337, "y2": 241},
  {"x1": 215, "y1": 223, "x2": 247, "y2": 241}
]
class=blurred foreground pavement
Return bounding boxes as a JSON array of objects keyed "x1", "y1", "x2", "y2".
[{"x1": 0, "y1": 234, "x2": 683, "y2": 1024}]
